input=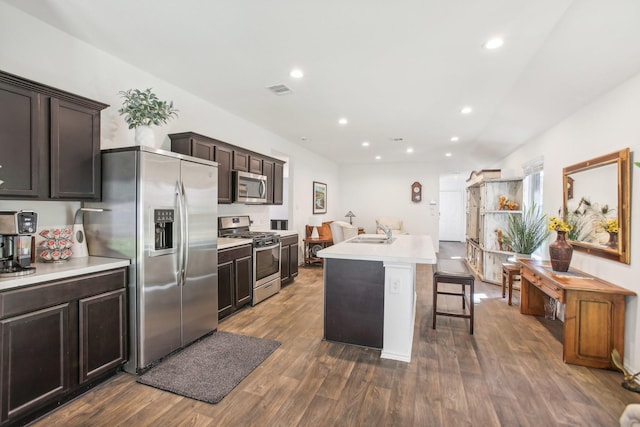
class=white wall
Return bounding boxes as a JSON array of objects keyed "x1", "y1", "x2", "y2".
[
  {"x1": 499, "y1": 71, "x2": 640, "y2": 372},
  {"x1": 338, "y1": 163, "x2": 440, "y2": 242},
  {"x1": 0, "y1": 3, "x2": 339, "y2": 242}
]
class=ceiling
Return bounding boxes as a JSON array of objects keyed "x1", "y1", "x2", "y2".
[{"x1": 6, "y1": 0, "x2": 640, "y2": 173}]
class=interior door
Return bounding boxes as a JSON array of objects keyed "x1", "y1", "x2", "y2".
[
  {"x1": 439, "y1": 190, "x2": 465, "y2": 242},
  {"x1": 180, "y1": 159, "x2": 218, "y2": 345}
]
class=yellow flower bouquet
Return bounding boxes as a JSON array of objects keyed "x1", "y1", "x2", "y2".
[
  {"x1": 548, "y1": 216, "x2": 572, "y2": 232},
  {"x1": 603, "y1": 218, "x2": 619, "y2": 233}
]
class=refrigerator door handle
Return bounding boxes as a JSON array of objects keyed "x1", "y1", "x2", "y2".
[
  {"x1": 181, "y1": 181, "x2": 190, "y2": 286},
  {"x1": 176, "y1": 180, "x2": 185, "y2": 286}
]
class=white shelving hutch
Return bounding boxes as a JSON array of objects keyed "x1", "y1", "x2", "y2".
[{"x1": 465, "y1": 170, "x2": 523, "y2": 284}]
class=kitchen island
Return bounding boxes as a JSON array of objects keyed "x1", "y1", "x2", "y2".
[{"x1": 317, "y1": 234, "x2": 436, "y2": 362}]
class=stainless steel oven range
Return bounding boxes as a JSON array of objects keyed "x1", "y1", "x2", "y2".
[{"x1": 219, "y1": 216, "x2": 281, "y2": 305}]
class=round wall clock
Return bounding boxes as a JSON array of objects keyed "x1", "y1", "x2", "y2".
[{"x1": 411, "y1": 182, "x2": 422, "y2": 202}]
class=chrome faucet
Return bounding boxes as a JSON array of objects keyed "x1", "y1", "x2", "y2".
[{"x1": 376, "y1": 224, "x2": 392, "y2": 241}]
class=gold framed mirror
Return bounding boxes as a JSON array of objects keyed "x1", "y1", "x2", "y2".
[{"x1": 562, "y1": 148, "x2": 630, "y2": 263}]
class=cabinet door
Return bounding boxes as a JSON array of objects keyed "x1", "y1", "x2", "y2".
[
  {"x1": 280, "y1": 244, "x2": 291, "y2": 282},
  {"x1": 215, "y1": 146, "x2": 232, "y2": 204},
  {"x1": 233, "y1": 150, "x2": 249, "y2": 171},
  {"x1": 235, "y1": 255, "x2": 252, "y2": 308},
  {"x1": 273, "y1": 162, "x2": 284, "y2": 205},
  {"x1": 217, "y1": 260, "x2": 234, "y2": 319},
  {"x1": 191, "y1": 139, "x2": 215, "y2": 161},
  {"x1": 262, "y1": 160, "x2": 274, "y2": 205},
  {"x1": 78, "y1": 289, "x2": 126, "y2": 384},
  {"x1": 0, "y1": 82, "x2": 40, "y2": 198},
  {"x1": 50, "y1": 98, "x2": 101, "y2": 200},
  {"x1": 290, "y1": 243, "x2": 299, "y2": 279},
  {"x1": 0, "y1": 304, "x2": 69, "y2": 421},
  {"x1": 249, "y1": 156, "x2": 263, "y2": 174}
]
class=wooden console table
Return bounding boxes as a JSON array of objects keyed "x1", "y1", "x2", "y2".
[{"x1": 519, "y1": 259, "x2": 635, "y2": 369}]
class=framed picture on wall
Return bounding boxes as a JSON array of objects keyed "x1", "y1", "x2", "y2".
[{"x1": 313, "y1": 181, "x2": 327, "y2": 214}]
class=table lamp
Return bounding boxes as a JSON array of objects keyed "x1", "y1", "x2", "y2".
[
  {"x1": 309, "y1": 216, "x2": 322, "y2": 239},
  {"x1": 345, "y1": 211, "x2": 355, "y2": 225}
]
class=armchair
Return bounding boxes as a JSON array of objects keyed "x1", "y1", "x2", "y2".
[
  {"x1": 375, "y1": 217, "x2": 405, "y2": 236},
  {"x1": 329, "y1": 221, "x2": 359, "y2": 244}
]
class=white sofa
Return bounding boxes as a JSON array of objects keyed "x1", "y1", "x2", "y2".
[
  {"x1": 330, "y1": 221, "x2": 358, "y2": 243},
  {"x1": 375, "y1": 216, "x2": 405, "y2": 236},
  {"x1": 621, "y1": 404, "x2": 640, "y2": 427}
]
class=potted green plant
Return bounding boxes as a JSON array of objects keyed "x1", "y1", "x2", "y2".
[
  {"x1": 118, "y1": 88, "x2": 178, "y2": 145},
  {"x1": 502, "y1": 204, "x2": 550, "y2": 256}
]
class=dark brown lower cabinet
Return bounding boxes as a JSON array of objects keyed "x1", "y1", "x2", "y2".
[
  {"x1": 79, "y1": 289, "x2": 126, "y2": 383},
  {"x1": 280, "y1": 234, "x2": 299, "y2": 284},
  {"x1": 1, "y1": 304, "x2": 70, "y2": 422},
  {"x1": 0, "y1": 267, "x2": 127, "y2": 426},
  {"x1": 218, "y1": 245, "x2": 252, "y2": 320}
]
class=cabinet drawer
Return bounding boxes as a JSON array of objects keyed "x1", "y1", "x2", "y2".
[
  {"x1": 522, "y1": 269, "x2": 563, "y2": 302},
  {"x1": 281, "y1": 235, "x2": 298, "y2": 246},
  {"x1": 218, "y1": 245, "x2": 251, "y2": 264},
  {"x1": 0, "y1": 268, "x2": 127, "y2": 319}
]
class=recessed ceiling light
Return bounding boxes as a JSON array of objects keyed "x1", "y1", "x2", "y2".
[
  {"x1": 450, "y1": 136, "x2": 459, "y2": 142},
  {"x1": 445, "y1": 152, "x2": 453, "y2": 157},
  {"x1": 375, "y1": 155, "x2": 381, "y2": 160},
  {"x1": 484, "y1": 37, "x2": 504, "y2": 50},
  {"x1": 338, "y1": 117, "x2": 348, "y2": 125},
  {"x1": 406, "y1": 147, "x2": 414, "y2": 154},
  {"x1": 460, "y1": 106, "x2": 473, "y2": 115},
  {"x1": 290, "y1": 68, "x2": 304, "y2": 79},
  {"x1": 362, "y1": 141, "x2": 370, "y2": 147}
]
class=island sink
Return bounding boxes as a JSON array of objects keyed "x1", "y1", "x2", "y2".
[{"x1": 347, "y1": 235, "x2": 394, "y2": 244}]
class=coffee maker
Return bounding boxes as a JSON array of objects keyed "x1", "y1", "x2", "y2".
[{"x1": 0, "y1": 210, "x2": 38, "y2": 277}]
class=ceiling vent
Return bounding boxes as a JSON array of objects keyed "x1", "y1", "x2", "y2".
[{"x1": 267, "y1": 84, "x2": 293, "y2": 96}]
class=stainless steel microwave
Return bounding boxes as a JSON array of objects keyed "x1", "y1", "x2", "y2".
[{"x1": 233, "y1": 170, "x2": 267, "y2": 204}]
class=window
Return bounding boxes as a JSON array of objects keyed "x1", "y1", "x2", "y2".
[{"x1": 522, "y1": 157, "x2": 544, "y2": 210}]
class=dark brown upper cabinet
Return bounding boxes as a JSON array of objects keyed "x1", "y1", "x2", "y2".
[
  {"x1": 0, "y1": 81, "x2": 40, "y2": 198},
  {"x1": 232, "y1": 150, "x2": 249, "y2": 171},
  {"x1": 214, "y1": 145, "x2": 233, "y2": 204},
  {"x1": 0, "y1": 70, "x2": 108, "y2": 201},
  {"x1": 273, "y1": 162, "x2": 284, "y2": 205},
  {"x1": 169, "y1": 131, "x2": 285, "y2": 205},
  {"x1": 249, "y1": 155, "x2": 263, "y2": 175},
  {"x1": 262, "y1": 160, "x2": 274, "y2": 204}
]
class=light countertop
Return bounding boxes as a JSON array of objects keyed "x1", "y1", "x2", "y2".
[
  {"x1": 317, "y1": 234, "x2": 437, "y2": 264},
  {"x1": 218, "y1": 237, "x2": 253, "y2": 250},
  {"x1": 0, "y1": 256, "x2": 131, "y2": 291}
]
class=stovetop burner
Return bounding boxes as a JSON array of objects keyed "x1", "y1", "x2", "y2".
[{"x1": 218, "y1": 216, "x2": 280, "y2": 247}]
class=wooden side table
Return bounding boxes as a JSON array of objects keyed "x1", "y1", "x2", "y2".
[
  {"x1": 358, "y1": 227, "x2": 365, "y2": 235},
  {"x1": 303, "y1": 238, "x2": 331, "y2": 266}
]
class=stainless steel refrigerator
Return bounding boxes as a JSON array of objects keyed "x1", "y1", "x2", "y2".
[{"x1": 84, "y1": 146, "x2": 218, "y2": 373}]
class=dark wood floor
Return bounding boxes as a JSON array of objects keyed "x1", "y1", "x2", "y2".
[{"x1": 31, "y1": 242, "x2": 640, "y2": 426}]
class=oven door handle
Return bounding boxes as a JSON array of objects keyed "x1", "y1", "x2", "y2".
[{"x1": 254, "y1": 242, "x2": 281, "y2": 252}]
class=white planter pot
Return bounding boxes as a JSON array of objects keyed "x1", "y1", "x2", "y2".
[{"x1": 134, "y1": 125, "x2": 155, "y2": 146}]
